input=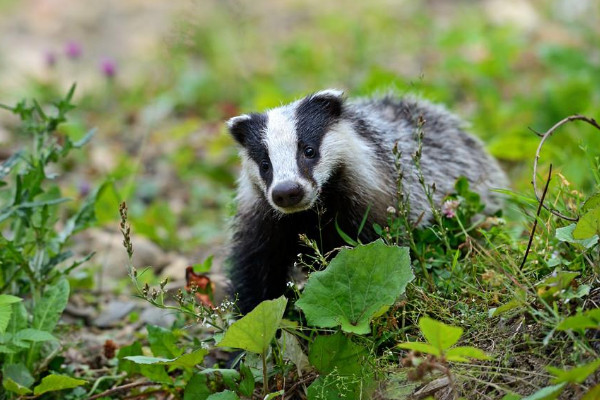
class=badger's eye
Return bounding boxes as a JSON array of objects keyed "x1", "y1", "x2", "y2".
[
  {"x1": 260, "y1": 160, "x2": 270, "y2": 172},
  {"x1": 303, "y1": 146, "x2": 316, "y2": 158}
]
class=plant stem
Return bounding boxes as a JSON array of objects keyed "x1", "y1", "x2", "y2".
[{"x1": 262, "y1": 349, "x2": 268, "y2": 397}]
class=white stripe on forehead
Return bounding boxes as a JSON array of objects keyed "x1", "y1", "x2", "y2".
[{"x1": 263, "y1": 107, "x2": 300, "y2": 183}]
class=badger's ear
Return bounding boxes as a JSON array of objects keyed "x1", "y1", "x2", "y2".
[
  {"x1": 308, "y1": 89, "x2": 345, "y2": 117},
  {"x1": 226, "y1": 114, "x2": 252, "y2": 146}
]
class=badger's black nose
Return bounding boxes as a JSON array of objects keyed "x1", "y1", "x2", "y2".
[{"x1": 272, "y1": 181, "x2": 305, "y2": 208}]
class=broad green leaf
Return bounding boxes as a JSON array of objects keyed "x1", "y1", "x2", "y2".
[
  {"x1": 218, "y1": 296, "x2": 287, "y2": 354},
  {"x1": 124, "y1": 348, "x2": 207, "y2": 369},
  {"x1": 521, "y1": 383, "x2": 566, "y2": 400},
  {"x1": 397, "y1": 342, "x2": 441, "y2": 356},
  {"x1": 3, "y1": 377, "x2": 32, "y2": 395},
  {"x1": 0, "y1": 295, "x2": 22, "y2": 334},
  {"x1": 419, "y1": 317, "x2": 463, "y2": 352},
  {"x1": 573, "y1": 207, "x2": 600, "y2": 240},
  {"x1": 33, "y1": 278, "x2": 70, "y2": 332},
  {"x1": 2, "y1": 363, "x2": 33, "y2": 395},
  {"x1": 582, "y1": 193, "x2": 600, "y2": 213},
  {"x1": 206, "y1": 391, "x2": 240, "y2": 400},
  {"x1": 555, "y1": 224, "x2": 598, "y2": 248},
  {"x1": 445, "y1": 346, "x2": 491, "y2": 362},
  {"x1": 147, "y1": 325, "x2": 182, "y2": 358},
  {"x1": 14, "y1": 329, "x2": 57, "y2": 343},
  {"x1": 184, "y1": 374, "x2": 211, "y2": 400},
  {"x1": 557, "y1": 314, "x2": 599, "y2": 331},
  {"x1": 296, "y1": 241, "x2": 413, "y2": 334},
  {"x1": 117, "y1": 341, "x2": 143, "y2": 374},
  {"x1": 308, "y1": 332, "x2": 368, "y2": 376},
  {"x1": 547, "y1": 359, "x2": 600, "y2": 384},
  {"x1": 33, "y1": 374, "x2": 86, "y2": 395},
  {"x1": 489, "y1": 300, "x2": 525, "y2": 318}
]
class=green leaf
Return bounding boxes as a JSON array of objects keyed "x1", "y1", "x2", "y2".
[
  {"x1": 582, "y1": 193, "x2": 600, "y2": 213},
  {"x1": 184, "y1": 374, "x2": 211, "y2": 400},
  {"x1": 489, "y1": 300, "x2": 524, "y2": 317},
  {"x1": 573, "y1": 206, "x2": 600, "y2": 240},
  {"x1": 264, "y1": 391, "x2": 284, "y2": 400},
  {"x1": 14, "y1": 329, "x2": 58, "y2": 343},
  {"x1": 583, "y1": 384, "x2": 600, "y2": 400},
  {"x1": 397, "y1": 342, "x2": 441, "y2": 356},
  {"x1": 547, "y1": 359, "x2": 600, "y2": 384},
  {"x1": 117, "y1": 341, "x2": 143, "y2": 375},
  {"x1": 308, "y1": 332, "x2": 368, "y2": 376},
  {"x1": 206, "y1": 391, "x2": 240, "y2": 400},
  {"x1": 521, "y1": 383, "x2": 566, "y2": 400},
  {"x1": 2, "y1": 363, "x2": 34, "y2": 395},
  {"x1": 33, "y1": 374, "x2": 86, "y2": 395},
  {"x1": 335, "y1": 215, "x2": 359, "y2": 246},
  {"x1": 0, "y1": 295, "x2": 22, "y2": 334},
  {"x1": 296, "y1": 240, "x2": 413, "y2": 334},
  {"x1": 557, "y1": 314, "x2": 599, "y2": 331},
  {"x1": 445, "y1": 346, "x2": 491, "y2": 362},
  {"x1": 147, "y1": 325, "x2": 182, "y2": 358},
  {"x1": 555, "y1": 224, "x2": 598, "y2": 248},
  {"x1": 218, "y1": 296, "x2": 287, "y2": 354},
  {"x1": 419, "y1": 317, "x2": 463, "y2": 352},
  {"x1": 124, "y1": 348, "x2": 208, "y2": 369},
  {"x1": 238, "y1": 363, "x2": 255, "y2": 397},
  {"x1": 33, "y1": 278, "x2": 70, "y2": 332}
]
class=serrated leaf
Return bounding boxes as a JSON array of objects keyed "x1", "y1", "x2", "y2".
[
  {"x1": 419, "y1": 317, "x2": 463, "y2": 352},
  {"x1": 0, "y1": 295, "x2": 22, "y2": 334},
  {"x1": 547, "y1": 359, "x2": 600, "y2": 384},
  {"x1": 521, "y1": 383, "x2": 566, "y2": 400},
  {"x1": 296, "y1": 240, "x2": 413, "y2": 334},
  {"x1": 124, "y1": 348, "x2": 207, "y2": 369},
  {"x1": 218, "y1": 296, "x2": 287, "y2": 354},
  {"x1": 397, "y1": 342, "x2": 441, "y2": 356},
  {"x1": 33, "y1": 374, "x2": 86, "y2": 395},
  {"x1": 573, "y1": 207, "x2": 600, "y2": 240},
  {"x1": 445, "y1": 346, "x2": 491, "y2": 361},
  {"x1": 33, "y1": 278, "x2": 69, "y2": 332},
  {"x1": 308, "y1": 332, "x2": 368, "y2": 376}
]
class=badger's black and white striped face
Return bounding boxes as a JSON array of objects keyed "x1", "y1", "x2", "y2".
[{"x1": 227, "y1": 89, "x2": 346, "y2": 214}]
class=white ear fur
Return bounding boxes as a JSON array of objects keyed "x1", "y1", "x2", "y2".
[
  {"x1": 312, "y1": 89, "x2": 345, "y2": 99},
  {"x1": 226, "y1": 114, "x2": 252, "y2": 129}
]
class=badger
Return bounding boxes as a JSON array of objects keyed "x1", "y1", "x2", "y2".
[{"x1": 226, "y1": 89, "x2": 507, "y2": 314}]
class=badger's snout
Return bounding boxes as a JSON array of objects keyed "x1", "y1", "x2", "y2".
[{"x1": 271, "y1": 181, "x2": 305, "y2": 208}]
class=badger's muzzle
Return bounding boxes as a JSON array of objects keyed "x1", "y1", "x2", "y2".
[{"x1": 271, "y1": 181, "x2": 305, "y2": 208}]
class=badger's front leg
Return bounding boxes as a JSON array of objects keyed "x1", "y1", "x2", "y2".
[{"x1": 229, "y1": 208, "x2": 300, "y2": 314}]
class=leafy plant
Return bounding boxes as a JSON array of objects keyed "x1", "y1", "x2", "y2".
[{"x1": 0, "y1": 86, "x2": 98, "y2": 396}]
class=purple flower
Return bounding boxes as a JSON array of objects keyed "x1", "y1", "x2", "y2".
[
  {"x1": 78, "y1": 180, "x2": 91, "y2": 197},
  {"x1": 100, "y1": 58, "x2": 117, "y2": 78},
  {"x1": 442, "y1": 199, "x2": 460, "y2": 218},
  {"x1": 65, "y1": 41, "x2": 82, "y2": 59},
  {"x1": 44, "y1": 51, "x2": 56, "y2": 68}
]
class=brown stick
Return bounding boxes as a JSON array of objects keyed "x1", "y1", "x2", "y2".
[
  {"x1": 521, "y1": 164, "x2": 553, "y2": 270},
  {"x1": 532, "y1": 115, "x2": 600, "y2": 221},
  {"x1": 88, "y1": 380, "x2": 160, "y2": 400}
]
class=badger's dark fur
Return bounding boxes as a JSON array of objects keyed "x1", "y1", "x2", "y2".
[{"x1": 227, "y1": 90, "x2": 507, "y2": 314}]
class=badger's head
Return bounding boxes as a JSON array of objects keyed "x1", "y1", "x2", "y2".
[{"x1": 227, "y1": 89, "x2": 346, "y2": 214}]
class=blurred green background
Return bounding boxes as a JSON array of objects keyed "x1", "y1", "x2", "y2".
[{"x1": 0, "y1": 0, "x2": 598, "y2": 256}]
